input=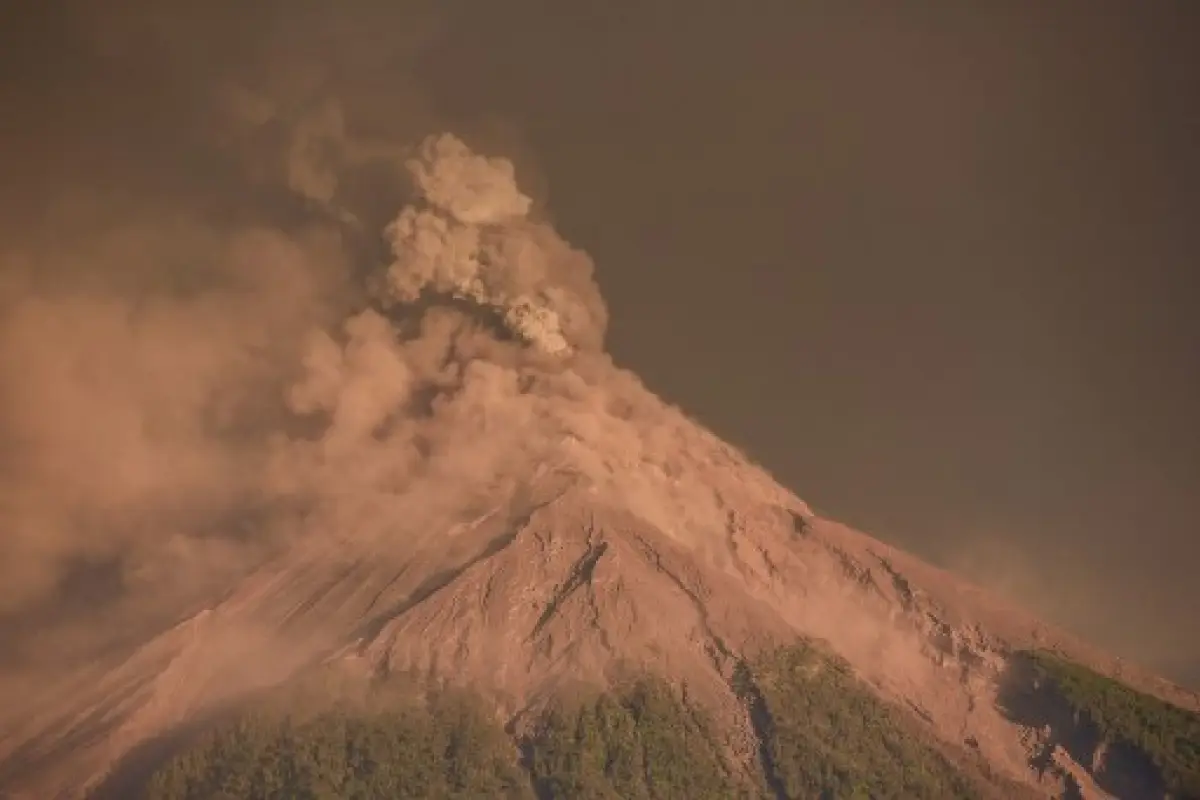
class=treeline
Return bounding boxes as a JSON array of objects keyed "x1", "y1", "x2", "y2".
[
  {"x1": 142, "y1": 691, "x2": 529, "y2": 800},
  {"x1": 1024, "y1": 649, "x2": 1200, "y2": 798},
  {"x1": 743, "y1": 644, "x2": 980, "y2": 799},
  {"x1": 141, "y1": 643, "x2": 999, "y2": 799},
  {"x1": 526, "y1": 680, "x2": 747, "y2": 799}
]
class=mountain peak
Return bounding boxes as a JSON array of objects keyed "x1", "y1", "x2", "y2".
[{"x1": 2, "y1": 134, "x2": 1197, "y2": 799}]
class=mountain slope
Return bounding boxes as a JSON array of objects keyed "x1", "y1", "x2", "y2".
[
  {"x1": 2, "y1": 133, "x2": 1197, "y2": 799},
  {"x1": 3, "y1": 424, "x2": 1197, "y2": 798}
]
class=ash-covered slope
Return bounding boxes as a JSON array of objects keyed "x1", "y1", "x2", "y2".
[{"x1": 1, "y1": 135, "x2": 1196, "y2": 800}]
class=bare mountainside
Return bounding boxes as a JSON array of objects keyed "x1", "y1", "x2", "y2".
[
  {"x1": 4, "y1": 403, "x2": 1198, "y2": 799},
  {"x1": 1, "y1": 134, "x2": 1197, "y2": 799}
]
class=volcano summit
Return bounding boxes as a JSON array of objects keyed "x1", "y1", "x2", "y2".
[{"x1": 0, "y1": 135, "x2": 1196, "y2": 800}]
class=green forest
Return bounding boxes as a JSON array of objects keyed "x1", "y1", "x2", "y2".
[
  {"x1": 134, "y1": 643, "x2": 1057, "y2": 799},
  {"x1": 740, "y1": 644, "x2": 979, "y2": 799},
  {"x1": 1023, "y1": 649, "x2": 1200, "y2": 798}
]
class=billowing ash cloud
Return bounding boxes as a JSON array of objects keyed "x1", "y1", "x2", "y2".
[
  {"x1": 0, "y1": 0, "x2": 603, "y2": 637},
  {"x1": 0, "y1": 3, "x2": 754, "y2": 704},
  {"x1": 0, "y1": 128, "x2": 610, "y2": 620},
  {"x1": 381, "y1": 133, "x2": 608, "y2": 356}
]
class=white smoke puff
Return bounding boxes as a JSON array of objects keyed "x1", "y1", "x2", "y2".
[
  {"x1": 475, "y1": 223, "x2": 552, "y2": 294},
  {"x1": 381, "y1": 132, "x2": 607, "y2": 356},
  {"x1": 504, "y1": 299, "x2": 571, "y2": 355},
  {"x1": 383, "y1": 206, "x2": 484, "y2": 303},
  {"x1": 408, "y1": 134, "x2": 532, "y2": 224}
]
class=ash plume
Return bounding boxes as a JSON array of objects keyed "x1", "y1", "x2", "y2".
[
  {"x1": 0, "y1": 19, "x2": 821, "y2": 777},
  {"x1": 380, "y1": 133, "x2": 607, "y2": 357},
  {"x1": 0, "y1": 2, "x2": 632, "y2": 688}
]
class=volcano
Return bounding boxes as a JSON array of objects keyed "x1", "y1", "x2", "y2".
[{"x1": 0, "y1": 134, "x2": 1196, "y2": 800}]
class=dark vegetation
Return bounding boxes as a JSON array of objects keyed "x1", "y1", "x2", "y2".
[
  {"x1": 141, "y1": 678, "x2": 742, "y2": 800},
  {"x1": 142, "y1": 691, "x2": 531, "y2": 800},
  {"x1": 1022, "y1": 649, "x2": 1200, "y2": 798},
  {"x1": 524, "y1": 679, "x2": 750, "y2": 799},
  {"x1": 742, "y1": 643, "x2": 980, "y2": 799},
  {"x1": 138, "y1": 643, "x2": 996, "y2": 799}
]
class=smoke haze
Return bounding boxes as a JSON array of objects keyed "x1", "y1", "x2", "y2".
[{"x1": 0, "y1": 2, "x2": 625, "y2": 688}]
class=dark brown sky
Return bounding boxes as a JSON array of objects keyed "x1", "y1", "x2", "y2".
[
  {"x1": 2, "y1": 2, "x2": 1198, "y2": 686},
  {"x1": 417, "y1": 2, "x2": 1200, "y2": 687}
]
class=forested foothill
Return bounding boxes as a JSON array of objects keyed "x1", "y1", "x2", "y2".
[{"x1": 139, "y1": 642, "x2": 1049, "y2": 799}]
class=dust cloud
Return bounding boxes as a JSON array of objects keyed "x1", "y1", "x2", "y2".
[{"x1": 0, "y1": 0, "x2": 645, "y2": 687}]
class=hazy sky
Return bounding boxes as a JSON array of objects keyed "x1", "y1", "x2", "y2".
[
  {"x1": 2, "y1": 2, "x2": 1197, "y2": 686},
  {"x1": 417, "y1": 2, "x2": 1200, "y2": 687}
]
